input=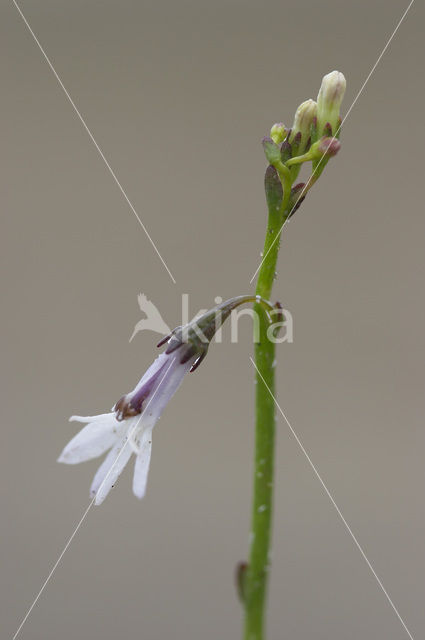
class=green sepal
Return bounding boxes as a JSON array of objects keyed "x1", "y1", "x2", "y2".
[
  {"x1": 335, "y1": 116, "x2": 342, "y2": 139},
  {"x1": 291, "y1": 131, "x2": 302, "y2": 157},
  {"x1": 264, "y1": 164, "x2": 283, "y2": 213},
  {"x1": 280, "y1": 140, "x2": 292, "y2": 164},
  {"x1": 323, "y1": 122, "x2": 333, "y2": 138}
]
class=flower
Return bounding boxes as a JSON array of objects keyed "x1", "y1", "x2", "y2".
[
  {"x1": 58, "y1": 295, "x2": 277, "y2": 505},
  {"x1": 58, "y1": 350, "x2": 195, "y2": 504}
]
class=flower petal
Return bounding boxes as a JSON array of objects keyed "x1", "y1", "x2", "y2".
[
  {"x1": 90, "y1": 423, "x2": 136, "y2": 505},
  {"x1": 132, "y1": 428, "x2": 153, "y2": 499},
  {"x1": 58, "y1": 414, "x2": 123, "y2": 464},
  {"x1": 141, "y1": 356, "x2": 193, "y2": 424},
  {"x1": 69, "y1": 413, "x2": 113, "y2": 423},
  {"x1": 130, "y1": 352, "x2": 170, "y2": 397}
]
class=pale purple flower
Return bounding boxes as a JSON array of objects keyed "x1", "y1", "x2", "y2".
[
  {"x1": 58, "y1": 295, "x2": 276, "y2": 505},
  {"x1": 58, "y1": 351, "x2": 195, "y2": 504}
]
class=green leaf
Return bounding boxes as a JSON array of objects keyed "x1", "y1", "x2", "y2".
[
  {"x1": 262, "y1": 137, "x2": 281, "y2": 165},
  {"x1": 264, "y1": 165, "x2": 283, "y2": 213}
]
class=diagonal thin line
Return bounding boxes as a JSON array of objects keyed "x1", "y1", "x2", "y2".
[
  {"x1": 11, "y1": 499, "x2": 95, "y2": 640},
  {"x1": 12, "y1": 0, "x2": 177, "y2": 284},
  {"x1": 12, "y1": 357, "x2": 177, "y2": 640},
  {"x1": 249, "y1": 0, "x2": 415, "y2": 285},
  {"x1": 250, "y1": 356, "x2": 415, "y2": 640}
]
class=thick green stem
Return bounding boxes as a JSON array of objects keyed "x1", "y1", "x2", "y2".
[{"x1": 243, "y1": 188, "x2": 289, "y2": 640}]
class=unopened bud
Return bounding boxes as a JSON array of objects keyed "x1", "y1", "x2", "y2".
[
  {"x1": 316, "y1": 70, "x2": 346, "y2": 137},
  {"x1": 317, "y1": 136, "x2": 341, "y2": 158},
  {"x1": 289, "y1": 99, "x2": 317, "y2": 155},
  {"x1": 270, "y1": 122, "x2": 287, "y2": 145}
]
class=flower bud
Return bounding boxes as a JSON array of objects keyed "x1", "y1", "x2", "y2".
[
  {"x1": 316, "y1": 136, "x2": 341, "y2": 158},
  {"x1": 270, "y1": 122, "x2": 287, "y2": 145},
  {"x1": 316, "y1": 70, "x2": 346, "y2": 137},
  {"x1": 289, "y1": 99, "x2": 317, "y2": 155}
]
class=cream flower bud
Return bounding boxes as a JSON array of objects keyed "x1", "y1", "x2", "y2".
[
  {"x1": 289, "y1": 99, "x2": 317, "y2": 154},
  {"x1": 316, "y1": 70, "x2": 346, "y2": 137}
]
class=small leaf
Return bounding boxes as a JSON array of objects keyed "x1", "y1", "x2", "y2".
[
  {"x1": 262, "y1": 137, "x2": 281, "y2": 165},
  {"x1": 264, "y1": 165, "x2": 283, "y2": 213}
]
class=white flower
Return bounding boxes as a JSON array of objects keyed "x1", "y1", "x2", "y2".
[{"x1": 58, "y1": 351, "x2": 195, "y2": 505}]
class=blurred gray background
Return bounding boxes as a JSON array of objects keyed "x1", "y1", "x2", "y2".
[{"x1": 1, "y1": 0, "x2": 424, "y2": 638}]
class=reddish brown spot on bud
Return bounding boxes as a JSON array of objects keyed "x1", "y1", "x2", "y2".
[
  {"x1": 324, "y1": 122, "x2": 333, "y2": 137},
  {"x1": 294, "y1": 131, "x2": 302, "y2": 146}
]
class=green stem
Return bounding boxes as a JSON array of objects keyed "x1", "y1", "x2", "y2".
[{"x1": 243, "y1": 177, "x2": 290, "y2": 640}]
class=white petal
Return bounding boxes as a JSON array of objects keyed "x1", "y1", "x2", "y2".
[
  {"x1": 69, "y1": 413, "x2": 112, "y2": 423},
  {"x1": 132, "y1": 429, "x2": 153, "y2": 499},
  {"x1": 90, "y1": 425, "x2": 136, "y2": 505},
  {"x1": 58, "y1": 414, "x2": 122, "y2": 464}
]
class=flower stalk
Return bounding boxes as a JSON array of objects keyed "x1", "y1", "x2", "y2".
[
  {"x1": 58, "y1": 68, "x2": 346, "y2": 640},
  {"x1": 243, "y1": 216, "x2": 285, "y2": 640},
  {"x1": 242, "y1": 70, "x2": 346, "y2": 640}
]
